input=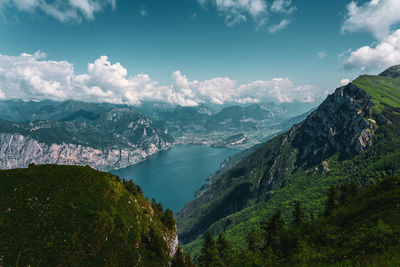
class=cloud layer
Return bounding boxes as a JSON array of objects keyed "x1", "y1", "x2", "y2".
[
  {"x1": 342, "y1": 0, "x2": 400, "y2": 40},
  {"x1": 341, "y1": 0, "x2": 400, "y2": 72},
  {"x1": 198, "y1": 0, "x2": 296, "y2": 31},
  {"x1": 0, "y1": 52, "x2": 324, "y2": 106},
  {"x1": 0, "y1": 0, "x2": 115, "y2": 22},
  {"x1": 344, "y1": 29, "x2": 400, "y2": 71}
]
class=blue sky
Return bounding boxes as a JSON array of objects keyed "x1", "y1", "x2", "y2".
[{"x1": 0, "y1": 0, "x2": 399, "y2": 106}]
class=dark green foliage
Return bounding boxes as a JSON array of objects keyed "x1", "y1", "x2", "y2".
[
  {"x1": 0, "y1": 165, "x2": 176, "y2": 266},
  {"x1": 196, "y1": 177, "x2": 400, "y2": 266},
  {"x1": 292, "y1": 201, "x2": 303, "y2": 226},
  {"x1": 122, "y1": 178, "x2": 143, "y2": 196},
  {"x1": 163, "y1": 208, "x2": 176, "y2": 230},
  {"x1": 172, "y1": 245, "x2": 197, "y2": 267},
  {"x1": 261, "y1": 210, "x2": 284, "y2": 249},
  {"x1": 198, "y1": 233, "x2": 222, "y2": 267},
  {"x1": 216, "y1": 234, "x2": 233, "y2": 265},
  {"x1": 324, "y1": 186, "x2": 337, "y2": 217}
]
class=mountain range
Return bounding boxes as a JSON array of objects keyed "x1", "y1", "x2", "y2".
[
  {"x1": 0, "y1": 99, "x2": 316, "y2": 171},
  {"x1": 175, "y1": 65, "x2": 400, "y2": 259}
]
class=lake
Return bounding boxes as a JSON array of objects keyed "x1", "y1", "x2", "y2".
[{"x1": 112, "y1": 144, "x2": 239, "y2": 212}]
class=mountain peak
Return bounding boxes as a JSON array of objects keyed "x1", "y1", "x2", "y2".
[{"x1": 379, "y1": 65, "x2": 400, "y2": 78}]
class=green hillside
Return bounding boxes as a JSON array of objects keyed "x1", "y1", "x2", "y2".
[
  {"x1": 353, "y1": 74, "x2": 400, "y2": 112},
  {"x1": 197, "y1": 176, "x2": 400, "y2": 266},
  {"x1": 0, "y1": 165, "x2": 177, "y2": 266},
  {"x1": 179, "y1": 67, "x2": 400, "y2": 260}
]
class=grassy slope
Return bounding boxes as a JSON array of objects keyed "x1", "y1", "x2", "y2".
[
  {"x1": 353, "y1": 75, "x2": 400, "y2": 112},
  {"x1": 184, "y1": 74, "x2": 400, "y2": 259},
  {"x1": 0, "y1": 165, "x2": 175, "y2": 266}
]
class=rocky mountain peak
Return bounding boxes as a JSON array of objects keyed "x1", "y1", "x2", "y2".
[{"x1": 379, "y1": 65, "x2": 400, "y2": 78}]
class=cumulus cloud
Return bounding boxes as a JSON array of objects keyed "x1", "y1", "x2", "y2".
[
  {"x1": 198, "y1": 0, "x2": 295, "y2": 30},
  {"x1": 344, "y1": 29, "x2": 400, "y2": 71},
  {"x1": 340, "y1": 78, "x2": 350, "y2": 86},
  {"x1": 0, "y1": 52, "x2": 324, "y2": 106},
  {"x1": 0, "y1": 0, "x2": 115, "y2": 22},
  {"x1": 342, "y1": 0, "x2": 400, "y2": 40}
]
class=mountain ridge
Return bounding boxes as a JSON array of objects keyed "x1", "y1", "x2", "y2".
[{"x1": 176, "y1": 66, "x2": 400, "y2": 256}]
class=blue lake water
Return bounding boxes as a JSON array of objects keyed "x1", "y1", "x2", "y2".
[{"x1": 112, "y1": 144, "x2": 239, "y2": 212}]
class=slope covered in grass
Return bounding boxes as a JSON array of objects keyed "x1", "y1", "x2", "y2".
[{"x1": 0, "y1": 165, "x2": 177, "y2": 266}]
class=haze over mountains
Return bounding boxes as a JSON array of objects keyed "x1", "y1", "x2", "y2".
[{"x1": 0, "y1": 99, "x2": 317, "y2": 170}]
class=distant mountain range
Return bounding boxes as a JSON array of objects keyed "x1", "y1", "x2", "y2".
[
  {"x1": 176, "y1": 65, "x2": 400, "y2": 259},
  {"x1": 137, "y1": 101, "x2": 317, "y2": 148},
  {"x1": 0, "y1": 100, "x2": 173, "y2": 170},
  {"x1": 0, "y1": 98, "x2": 317, "y2": 170}
]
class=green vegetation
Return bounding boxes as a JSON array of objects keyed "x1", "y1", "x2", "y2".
[
  {"x1": 353, "y1": 75, "x2": 400, "y2": 112},
  {"x1": 198, "y1": 177, "x2": 400, "y2": 266},
  {"x1": 181, "y1": 70, "x2": 400, "y2": 261},
  {"x1": 0, "y1": 165, "x2": 178, "y2": 266}
]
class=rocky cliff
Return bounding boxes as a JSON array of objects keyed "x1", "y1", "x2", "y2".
[
  {"x1": 176, "y1": 78, "x2": 390, "y2": 244},
  {"x1": 0, "y1": 105, "x2": 173, "y2": 171}
]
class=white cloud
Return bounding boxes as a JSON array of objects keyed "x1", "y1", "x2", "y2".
[
  {"x1": 198, "y1": 0, "x2": 267, "y2": 27},
  {"x1": 198, "y1": 0, "x2": 296, "y2": 29},
  {"x1": 270, "y1": 0, "x2": 296, "y2": 14},
  {"x1": 268, "y1": 19, "x2": 289, "y2": 33},
  {"x1": 0, "y1": 0, "x2": 115, "y2": 22},
  {"x1": 0, "y1": 88, "x2": 5, "y2": 99},
  {"x1": 340, "y1": 78, "x2": 350, "y2": 86},
  {"x1": 140, "y1": 5, "x2": 148, "y2": 17},
  {"x1": 344, "y1": 29, "x2": 400, "y2": 71},
  {"x1": 317, "y1": 52, "x2": 327, "y2": 59},
  {"x1": 342, "y1": 0, "x2": 400, "y2": 39},
  {"x1": 0, "y1": 52, "x2": 324, "y2": 106}
]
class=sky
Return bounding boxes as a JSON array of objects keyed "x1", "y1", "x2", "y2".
[{"x1": 0, "y1": 0, "x2": 399, "y2": 106}]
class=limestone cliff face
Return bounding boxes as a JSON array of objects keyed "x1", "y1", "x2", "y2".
[
  {"x1": 0, "y1": 107, "x2": 173, "y2": 171},
  {"x1": 0, "y1": 133, "x2": 170, "y2": 171}
]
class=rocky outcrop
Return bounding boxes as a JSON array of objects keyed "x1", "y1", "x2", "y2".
[
  {"x1": 176, "y1": 82, "x2": 387, "y2": 244},
  {"x1": 292, "y1": 83, "x2": 378, "y2": 166},
  {"x1": 379, "y1": 65, "x2": 400, "y2": 78},
  {"x1": 0, "y1": 133, "x2": 170, "y2": 171},
  {"x1": 0, "y1": 107, "x2": 173, "y2": 171}
]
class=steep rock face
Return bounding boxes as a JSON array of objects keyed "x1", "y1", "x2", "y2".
[
  {"x1": 176, "y1": 82, "x2": 384, "y2": 244},
  {"x1": 0, "y1": 133, "x2": 166, "y2": 171},
  {"x1": 0, "y1": 107, "x2": 173, "y2": 171}
]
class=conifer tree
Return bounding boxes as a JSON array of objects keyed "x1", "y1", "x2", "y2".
[
  {"x1": 324, "y1": 186, "x2": 337, "y2": 217},
  {"x1": 246, "y1": 227, "x2": 261, "y2": 253},
  {"x1": 199, "y1": 233, "x2": 220, "y2": 267},
  {"x1": 172, "y1": 246, "x2": 186, "y2": 267},
  {"x1": 261, "y1": 210, "x2": 284, "y2": 250},
  {"x1": 292, "y1": 201, "x2": 303, "y2": 226},
  {"x1": 216, "y1": 234, "x2": 232, "y2": 264}
]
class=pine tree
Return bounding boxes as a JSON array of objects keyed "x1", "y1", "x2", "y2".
[
  {"x1": 198, "y1": 233, "x2": 220, "y2": 267},
  {"x1": 216, "y1": 234, "x2": 232, "y2": 264},
  {"x1": 172, "y1": 246, "x2": 186, "y2": 267},
  {"x1": 246, "y1": 227, "x2": 261, "y2": 253},
  {"x1": 324, "y1": 186, "x2": 337, "y2": 217},
  {"x1": 292, "y1": 201, "x2": 303, "y2": 226},
  {"x1": 261, "y1": 210, "x2": 284, "y2": 250},
  {"x1": 184, "y1": 253, "x2": 196, "y2": 267}
]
